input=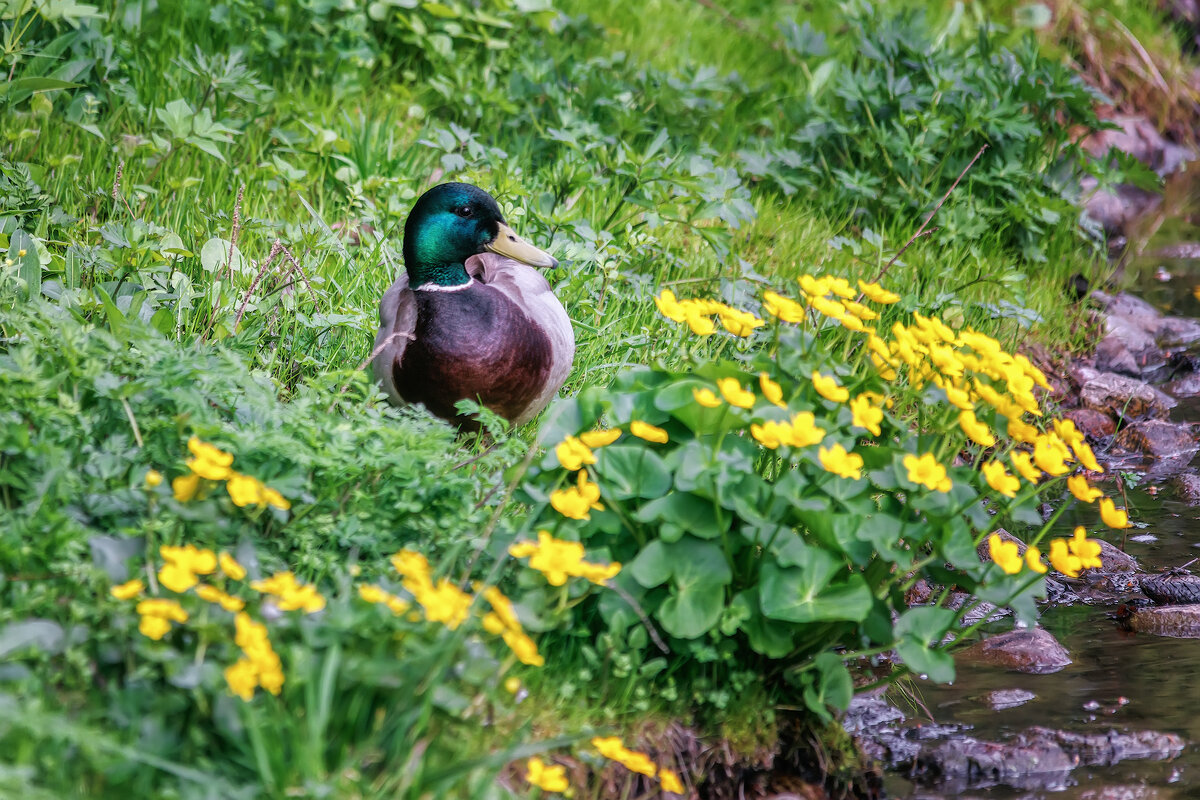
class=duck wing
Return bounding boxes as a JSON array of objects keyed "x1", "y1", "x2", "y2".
[
  {"x1": 372, "y1": 270, "x2": 418, "y2": 407},
  {"x1": 466, "y1": 252, "x2": 575, "y2": 424}
]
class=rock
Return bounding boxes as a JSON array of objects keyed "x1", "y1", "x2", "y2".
[
  {"x1": 1125, "y1": 604, "x2": 1200, "y2": 638},
  {"x1": 1064, "y1": 408, "x2": 1117, "y2": 440},
  {"x1": 1080, "y1": 372, "x2": 1176, "y2": 421},
  {"x1": 1171, "y1": 471, "x2": 1200, "y2": 504},
  {"x1": 1092, "y1": 291, "x2": 1162, "y2": 321},
  {"x1": 986, "y1": 688, "x2": 1035, "y2": 710},
  {"x1": 1100, "y1": 315, "x2": 1164, "y2": 376},
  {"x1": 1111, "y1": 419, "x2": 1198, "y2": 459},
  {"x1": 1078, "y1": 786, "x2": 1169, "y2": 800},
  {"x1": 1091, "y1": 540, "x2": 1138, "y2": 573},
  {"x1": 1163, "y1": 373, "x2": 1200, "y2": 397},
  {"x1": 915, "y1": 734, "x2": 1076, "y2": 784},
  {"x1": 1070, "y1": 364, "x2": 1102, "y2": 388},
  {"x1": 1156, "y1": 242, "x2": 1200, "y2": 259},
  {"x1": 1082, "y1": 114, "x2": 1195, "y2": 176},
  {"x1": 1094, "y1": 333, "x2": 1144, "y2": 377},
  {"x1": 1157, "y1": 315, "x2": 1200, "y2": 347},
  {"x1": 1043, "y1": 726, "x2": 1186, "y2": 764},
  {"x1": 1082, "y1": 180, "x2": 1163, "y2": 236},
  {"x1": 958, "y1": 627, "x2": 1071, "y2": 674}
]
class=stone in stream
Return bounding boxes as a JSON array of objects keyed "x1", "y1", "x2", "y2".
[
  {"x1": 1163, "y1": 372, "x2": 1200, "y2": 398},
  {"x1": 957, "y1": 627, "x2": 1071, "y2": 674},
  {"x1": 1096, "y1": 317, "x2": 1163, "y2": 377},
  {"x1": 1156, "y1": 315, "x2": 1200, "y2": 347},
  {"x1": 1110, "y1": 420, "x2": 1199, "y2": 474},
  {"x1": 1080, "y1": 372, "x2": 1177, "y2": 422},
  {"x1": 985, "y1": 688, "x2": 1035, "y2": 710},
  {"x1": 1064, "y1": 407, "x2": 1117, "y2": 440},
  {"x1": 1078, "y1": 787, "x2": 1171, "y2": 800},
  {"x1": 1172, "y1": 471, "x2": 1200, "y2": 504},
  {"x1": 1124, "y1": 604, "x2": 1200, "y2": 638}
]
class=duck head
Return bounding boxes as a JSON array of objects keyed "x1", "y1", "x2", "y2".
[{"x1": 402, "y1": 182, "x2": 558, "y2": 288}]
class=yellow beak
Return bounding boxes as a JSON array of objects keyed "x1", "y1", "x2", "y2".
[{"x1": 486, "y1": 222, "x2": 559, "y2": 268}]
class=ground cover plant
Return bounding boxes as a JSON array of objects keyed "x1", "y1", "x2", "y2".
[{"x1": 0, "y1": 0, "x2": 1183, "y2": 796}]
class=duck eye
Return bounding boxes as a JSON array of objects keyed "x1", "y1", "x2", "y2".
[{"x1": 455, "y1": 205, "x2": 473, "y2": 218}]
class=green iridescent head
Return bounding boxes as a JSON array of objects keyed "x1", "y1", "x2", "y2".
[{"x1": 402, "y1": 183, "x2": 557, "y2": 287}]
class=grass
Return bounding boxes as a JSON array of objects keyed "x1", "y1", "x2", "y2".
[{"x1": 2, "y1": 0, "x2": 1196, "y2": 796}]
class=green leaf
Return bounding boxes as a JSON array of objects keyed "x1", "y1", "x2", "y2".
[
  {"x1": 8, "y1": 230, "x2": 40, "y2": 299},
  {"x1": 759, "y1": 560, "x2": 872, "y2": 623},
  {"x1": 628, "y1": 540, "x2": 671, "y2": 588},
  {"x1": 654, "y1": 538, "x2": 732, "y2": 639},
  {"x1": 0, "y1": 620, "x2": 65, "y2": 658},
  {"x1": 634, "y1": 492, "x2": 727, "y2": 539},
  {"x1": 893, "y1": 606, "x2": 957, "y2": 683},
  {"x1": 89, "y1": 535, "x2": 145, "y2": 582},
  {"x1": 803, "y1": 652, "x2": 853, "y2": 722},
  {"x1": 156, "y1": 98, "x2": 194, "y2": 140},
  {"x1": 597, "y1": 445, "x2": 672, "y2": 500}
]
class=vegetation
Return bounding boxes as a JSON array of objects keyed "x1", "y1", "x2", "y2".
[{"x1": 0, "y1": 0, "x2": 1191, "y2": 797}]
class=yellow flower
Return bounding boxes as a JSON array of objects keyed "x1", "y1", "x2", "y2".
[
  {"x1": 630, "y1": 420, "x2": 668, "y2": 443},
  {"x1": 1067, "y1": 474, "x2": 1102, "y2": 504},
  {"x1": 718, "y1": 306, "x2": 765, "y2": 337},
  {"x1": 550, "y1": 470, "x2": 605, "y2": 520},
  {"x1": 759, "y1": 373, "x2": 786, "y2": 408},
  {"x1": 162, "y1": 544, "x2": 217, "y2": 574},
  {"x1": 693, "y1": 387, "x2": 723, "y2": 408},
  {"x1": 818, "y1": 443, "x2": 863, "y2": 479},
  {"x1": 224, "y1": 658, "x2": 258, "y2": 702},
  {"x1": 172, "y1": 472, "x2": 201, "y2": 502},
  {"x1": 110, "y1": 579, "x2": 144, "y2": 600},
  {"x1": 138, "y1": 615, "x2": 173, "y2": 641},
  {"x1": 660, "y1": 769, "x2": 684, "y2": 794},
  {"x1": 260, "y1": 486, "x2": 291, "y2": 510},
  {"x1": 509, "y1": 531, "x2": 620, "y2": 587},
  {"x1": 981, "y1": 461, "x2": 1019, "y2": 498},
  {"x1": 219, "y1": 552, "x2": 247, "y2": 580},
  {"x1": 1073, "y1": 440, "x2": 1104, "y2": 473},
  {"x1": 943, "y1": 383, "x2": 973, "y2": 411},
  {"x1": 870, "y1": 353, "x2": 897, "y2": 381},
  {"x1": 1025, "y1": 546, "x2": 1048, "y2": 574},
  {"x1": 849, "y1": 394, "x2": 883, "y2": 436},
  {"x1": 1068, "y1": 526, "x2": 1103, "y2": 569},
  {"x1": 579, "y1": 428, "x2": 621, "y2": 448},
  {"x1": 145, "y1": 470, "x2": 163, "y2": 487},
  {"x1": 1010, "y1": 451, "x2": 1041, "y2": 484},
  {"x1": 1048, "y1": 538, "x2": 1082, "y2": 577},
  {"x1": 751, "y1": 421, "x2": 788, "y2": 450},
  {"x1": 135, "y1": 598, "x2": 188, "y2": 640},
  {"x1": 762, "y1": 290, "x2": 807, "y2": 323},
  {"x1": 526, "y1": 757, "x2": 569, "y2": 793},
  {"x1": 159, "y1": 563, "x2": 199, "y2": 593},
  {"x1": 654, "y1": 289, "x2": 687, "y2": 322},
  {"x1": 959, "y1": 410, "x2": 996, "y2": 448},
  {"x1": 226, "y1": 471, "x2": 265, "y2": 506},
  {"x1": 1053, "y1": 419, "x2": 1085, "y2": 448},
  {"x1": 857, "y1": 280, "x2": 901, "y2": 304},
  {"x1": 809, "y1": 295, "x2": 847, "y2": 321},
  {"x1": 591, "y1": 737, "x2": 658, "y2": 778},
  {"x1": 186, "y1": 437, "x2": 234, "y2": 480},
  {"x1": 988, "y1": 534, "x2": 1022, "y2": 575},
  {"x1": 1033, "y1": 436, "x2": 1071, "y2": 476},
  {"x1": 904, "y1": 452, "x2": 952, "y2": 493},
  {"x1": 841, "y1": 299, "x2": 878, "y2": 320},
  {"x1": 682, "y1": 304, "x2": 715, "y2": 336},
  {"x1": 1099, "y1": 497, "x2": 1131, "y2": 529},
  {"x1": 787, "y1": 412, "x2": 826, "y2": 447},
  {"x1": 504, "y1": 676, "x2": 522, "y2": 694},
  {"x1": 812, "y1": 371, "x2": 849, "y2": 403},
  {"x1": 717, "y1": 377, "x2": 755, "y2": 409},
  {"x1": 195, "y1": 584, "x2": 246, "y2": 612},
  {"x1": 555, "y1": 436, "x2": 597, "y2": 471},
  {"x1": 251, "y1": 571, "x2": 326, "y2": 613}
]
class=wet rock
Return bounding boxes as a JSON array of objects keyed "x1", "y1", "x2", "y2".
[
  {"x1": 1078, "y1": 786, "x2": 1169, "y2": 800},
  {"x1": 1080, "y1": 372, "x2": 1176, "y2": 422},
  {"x1": 1082, "y1": 180, "x2": 1163, "y2": 236},
  {"x1": 1097, "y1": 315, "x2": 1163, "y2": 376},
  {"x1": 1091, "y1": 540, "x2": 1138, "y2": 573},
  {"x1": 1082, "y1": 114, "x2": 1195, "y2": 176},
  {"x1": 1156, "y1": 315, "x2": 1200, "y2": 347},
  {"x1": 1064, "y1": 408, "x2": 1117, "y2": 440},
  {"x1": 958, "y1": 627, "x2": 1071, "y2": 674},
  {"x1": 1070, "y1": 364, "x2": 1102, "y2": 387},
  {"x1": 1125, "y1": 604, "x2": 1200, "y2": 638},
  {"x1": 1156, "y1": 242, "x2": 1200, "y2": 259},
  {"x1": 1092, "y1": 291, "x2": 1162, "y2": 321},
  {"x1": 1171, "y1": 471, "x2": 1200, "y2": 503},
  {"x1": 1111, "y1": 419, "x2": 1199, "y2": 460},
  {"x1": 986, "y1": 688, "x2": 1035, "y2": 710},
  {"x1": 915, "y1": 734, "x2": 1075, "y2": 785},
  {"x1": 1045, "y1": 726, "x2": 1186, "y2": 764},
  {"x1": 1163, "y1": 372, "x2": 1200, "y2": 397}
]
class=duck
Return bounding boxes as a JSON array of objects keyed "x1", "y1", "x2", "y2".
[{"x1": 373, "y1": 183, "x2": 574, "y2": 430}]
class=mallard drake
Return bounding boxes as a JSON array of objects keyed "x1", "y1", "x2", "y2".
[{"x1": 373, "y1": 183, "x2": 574, "y2": 429}]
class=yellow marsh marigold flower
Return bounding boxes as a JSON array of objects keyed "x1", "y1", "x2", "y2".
[
  {"x1": 162, "y1": 544, "x2": 217, "y2": 574},
  {"x1": 135, "y1": 598, "x2": 188, "y2": 640},
  {"x1": 172, "y1": 472, "x2": 201, "y2": 502},
  {"x1": 110, "y1": 579, "x2": 144, "y2": 600},
  {"x1": 526, "y1": 757, "x2": 569, "y2": 793},
  {"x1": 842, "y1": 299, "x2": 878, "y2": 321},
  {"x1": 186, "y1": 437, "x2": 233, "y2": 480},
  {"x1": 219, "y1": 552, "x2": 246, "y2": 581},
  {"x1": 504, "y1": 676, "x2": 522, "y2": 694},
  {"x1": 138, "y1": 615, "x2": 172, "y2": 640},
  {"x1": 159, "y1": 563, "x2": 199, "y2": 593},
  {"x1": 1069, "y1": 526, "x2": 1103, "y2": 569},
  {"x1": 759, "y1": 373, "x2": 786, "y2": 408},
  {"x1": 1073, "y1": 440, "x2": 1103, "y2": 473},
  {"x1": 1053, "y1": 419, "x2": 1085, "y2": 448},
  {"x1": 579, "y1": 428, "x2": 621, "y2": 448},
  {"x1": 1006, "y1": 417, "x2": 1040, "y2": 446},
  {"x1": 982, "y1": 461, "x2": 1020, "y2": 498},
  {"x1": 904, "y1": 453, "x2": 952, "y2": 493},
  {"x1": 717, "y1": 377, "x2": 754, "y2": 409},
  {"x1": 251, "y1": 571, "x2": 326, "y2": 613},
  {"x1": 654, "y1": 289, "x2": 687, "y2": 322},
  {"x1": 195, "y1": 584, "x2": 246, "y2": 612},
  {"x1": 809, "y1": 295, "x2": 847, "y2": 322},
  {"x1": 870, "y1": 353, "x2": 897, "y2": 381},
  {"x1": 630, "y1": 420, "x2": 668, "y2": 443},
  {"x1": 988, "y1": 534, "x2": 1022, "y2": 575},
  {"x1": 1099, "y1": 497, "x2": 1131, "y2": 529},
  {"x1": 591, "y1": 737, "x2": 658, "y2": 778},
  {"x1": 1010, "y1": 451, "x2": 1041, "y2": 484},
  {"x1": 358, "y1": 583, "x2": 410, "y2": 615},
  {"x1": 1033, "y1": 434, "x2": 1072, "y2": 476},
  {"x1": 850, "y1": 395, "x2": 883, "y2": 436},
  {"x1": 1068, "y1": 474, "x2": 1103, "y2": 503},
  {"x1": 224, "y1": 658, "x2": 258, "y2": 702},
  {"x1": 959, "y1": 410, "x2": 996, "y2": 448},
  {"x1": 693, "y1": 387, "x2": 723, "y2": 408},
  {"x1": 550, "y1": 470, "x2": 604, "y2": 520},
  {"x1": 1025, "y1": 546, "x2": 1048, "y2": 574},
  {"x1": 226, "y1": 472, "x2": 265, "y2": 507},
  {"x1": 751, "y1": 421, "x2": 789, "y2": 450},
  {"x1": 811, "y1": 371, "x2": 849, "y2": 403},
  {"x1": 762, "y1": 290, "x2": 806, "y2": 323},
  {"x1": 481, "y1": 586, "x2": 545, "y2": 667},
  {"x1": 1048, "y1": 538, "x2": 1082, "y2": 577},
  {"x1": 788, "y1": 412, "x2": 826, "y2": 447},
  {"x1": 944, "y1": 383, "x2": 973, "y2": 411},
  {"x1": 798, "y1": 274, "x2": 830, "y2": 297},
  {"x1": 818, "y1": 443, "x2": 863, "y2": 480},
  {"x1": 660, "y1": 769, "x2": 684, "y2": 794},
  {"x1": 825, "y1": 276, "x2": 856, "y2": 299},
  {"x1": 509, "y1": 531, "x2": 620, "y2": 587},
  {"x1": 260, "y1": 486, "x2": 290, "y2": 510},
  {"x1": 144, "y1": 470, "x2": 163, "y2": 487},
  {"x1": 857, "y1": 280, "x2": 900, "y2": 304},
  {"x1": 555, "y1": 436, "x2": 596, "y2": 471},
  {"x1": 718, "y1": 306, "x2": 764, "y2": 337},
  {"x1": 682, "y1": 304, "x2": 715, "y2": 336}
]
